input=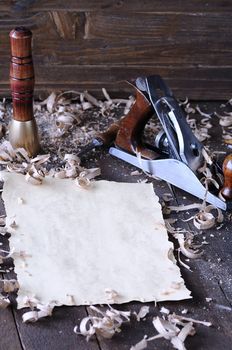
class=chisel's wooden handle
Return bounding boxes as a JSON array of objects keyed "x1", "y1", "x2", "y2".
[
  {"x1": 10, "y1": 27, "x2": 34, "y2": 122},
  {"x1": 221, "y1": 154, "x2": 232, "y2": 200}
]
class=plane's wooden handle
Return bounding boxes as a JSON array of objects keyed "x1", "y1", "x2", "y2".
[
  {"x1": 97, "y1": 122, "x2": 120, "y2": 145},
  {"x1": 10, "y1": 27, "x2": 34, "y2": 122},
  {"x1": 115, "y1": 85, "x2": 158, "y2": 159},
  {"x1": 221, "y1": 154, "x2": 232, "y2": 200}
]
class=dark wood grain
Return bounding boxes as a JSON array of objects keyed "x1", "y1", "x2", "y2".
[
  {"x1": 0, "y1": 217, "x2": 22, "y2": 350},
  {"x1": 2, "y1": 0, "x2": 232, "y2": 13},
  {"x1": 10, "y1": 27, "x2": 34, "y2": 122},
  {"x1": 0, "y1": 308, "x2": 22, "y2": 350},
  {"x1": 13, "y1": 306, "x2": 100, "y2": 350},
  {"x1": 221, "y1": 154, "x2": 232, "y2": 200},
  {"x1": 0, "y1": 2, "x2": 231, "y2": 99},
  {"x1": 0, "y1": 64, "x2": 231, "y2": 100}
]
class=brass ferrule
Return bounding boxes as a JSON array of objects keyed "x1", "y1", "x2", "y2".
[{"x1": 9, "y1": 119, "x2": 40, "y2": 157}]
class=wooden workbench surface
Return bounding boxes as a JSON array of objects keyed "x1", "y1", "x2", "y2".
[{"x1": 0, "y1": 101, "x2": 232, "y2": 350}]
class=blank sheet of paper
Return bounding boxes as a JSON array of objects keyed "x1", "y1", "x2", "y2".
[{"x1": 2, "y1": 172, "x2": 191, "y2": 308}]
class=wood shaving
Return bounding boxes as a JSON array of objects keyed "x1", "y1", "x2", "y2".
[
  {"x1": 177, "y1": 250, "x2": 192, "y2": 272},
  {"x1": 165, "y1": 221, "x2": 188, "y2": 235},
  {"x1": 0, "y1": 294, "x2": 10, "y2": 308},
  {"x1": 74, "y1": 305, "x2": 131, "y2": 341},
  {"x1": 181, "y1": 309, "x2": 188, "y2": 315},
  {"x1": 170, "y1": 314, "x2": 212, "y2": 327},
  {"x1": 184, "y1": 103, "x2": 195, "y2": 114},
  {"x1": 160, "y1": 306, "x2": 170, "y2": 314},
  {"x1": 0, "y1": 141, "x2": 50, "y2": 186},
  {"x1": 168, "y1": 198, "x2": 223, "y2": 231},
  {"x1": 174, "y1": 233, "x2": 202, "y2": 259},
  {"x1": 162, "y1": 193, "x2": 174, "y2": 202},
  {"x1": 42, "y1": 92, "x2": 57, "y2": 113},
  {"x1": 131, "y1": 313, "x2": 211, "y2": 350},
  {"x1": 178, "y1": 97, "x2": 188, "y2": 106},
  {"x1": 193, "y1": 211, "x2": 215, "y2": 230},
  {"x1": 21, "y1": 295, "x2": 57, "y2": 323},
  {"x1": 206, "y1": 297, "x2": 212, "y2": 302},
  {"x1": 195, "y1": 105, "x2": 212, "y2": 118},
  {"x1": 74, "y1": 176, "x2": 91, "y2": 188},
  {"x1": 22, "y1": 302, "x2": 55, "y2": 323},
  {"x1": 25, "y1": 169, "x2": 44, "y2": 185},
  {"x1": 134, "y1": 306, "x2": 150, "y2": 321},
  {"x1": 0, "y1": 248, "x2": 14, "y2": 263},
  {"x1": 219, "y1": 116, "x2": 232, "y2": 127},
  {"x1": 184, "y1": 105, "x2": 213, "y2": 142},
  {"x1": 53, "y1": 153, "x2": 100, "y2": 185},
  {"x1": 131, "y1": 338, "x2": 148, "y2": 350},
  {"x1": 131, "y1": 170, "x2": 142, "y2": 176},
  {"x1": 64, "y1": 153, "x2": 80, "y2": 164}
]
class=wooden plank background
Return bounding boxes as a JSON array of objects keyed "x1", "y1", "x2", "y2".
[{"x1": 0, "y1": 0, "x2": 231, "y2": 99}]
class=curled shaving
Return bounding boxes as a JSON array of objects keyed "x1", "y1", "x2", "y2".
[
  {"x1": 25, "y1": 168, "x2": 44, "y2": 185},
  {"x1": 75, "y1": 168, "x2": 101, "y2": 189},
  {"x1": 195, "y1": 105, "x2": 212, "y2": 118},
  {"x1": 0, "y1": 141, "x2": 50, "y2": 185},
  {"x1": 74, "y1": 305, "x2": 131, "y2": 341},
  {"x1": 184, "y1": 104, "x2": 213, "y2": 142},
  {"x1": 131, "y1": 312, "x2": 211, "y2": 350},
  {"x1": 22, "y1": 296, "x2": 57, "y2": 323},
  {"x1": 168, "y1": 201, "x2": 223, "y2": 230},
  {"x1": 54, "y1": 154, "x2": 100, "y2": 187},
  {"x1": 0, "y1": 248, "x2": 15, "y2": 263},
  {"x1": 22, "y1": 303, "x2": 55, "y2": 323},
  {"x1": 215, "y1": 111, "x2": 232, "y2": 126},
  {"x1": 174, "y1": 234, "x2": 202, "y2": 259},
  {"x1": 42, "y1": 90, "x2": 132, "y2": 129},
  {"x1": 160, "y1": 306, "x2": 170, "y2": 315},
  {"x1": 193, "y1": 211, "x2": 215, "y2": 230},
  {"x1": 177, "y1": 250, "x2": 192, "y2": 272},
  {"x1": 0, "y1": 294, "x2": 10, "y2": 309},
  {"x1": 134, "y1": 306, "x2": 150, "y2": 321}
]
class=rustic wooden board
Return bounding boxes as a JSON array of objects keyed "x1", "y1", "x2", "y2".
[
  {"x1": 0, "y1": 199, "x2": 22, "y2": 350},
  {"x1": 1, "y1": 101, "x2": 232, "y2": 349},
  {"x1": 0, "y1": 307, "x2": 22, "y2": 350},
  {"x1": 1, "y1": 65, "x2": 232, "y2": 99},
  {"x1": 96, "y1": 144, "x2": 232, "y2": 350},
  {"x1": 13, "y1": 306, "x2": 100, "y2": 350},
  {"x1": 2, "y1": 0, "x2": 232, "y2": 13},
  {"x1": 0, "y1": 2, "x2": 231, "y2": 99}
]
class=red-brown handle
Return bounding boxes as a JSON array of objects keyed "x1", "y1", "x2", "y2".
[
  {"x1": 10, "y1": 27, "x2": 34, "y2": 122},
  {"x1": 221, "y1": 154, "x2": 232, "y2": 200},
  {"x1": 97, "y1": 122, "x2": 120, "y2": 145},
  {"x1": 115, "y1": 84, "x2": 158, "y2": 160}
]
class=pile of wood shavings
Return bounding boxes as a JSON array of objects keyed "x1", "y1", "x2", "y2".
[
  {"x1": 0, "y1": 90, "x2": 134, "y2": 169},
  {"x1": 0, "y1": 90, "x2": 135, "y2": 186},
  {"x1": 72, "y1": 303, "x2": 211, "y2": 350},
  {"x1": 34, "y1": 90, "x2": 133, "y2": 165},
  {"x1": 131, "y1": 311, "x2": 211, "y2": 350}
]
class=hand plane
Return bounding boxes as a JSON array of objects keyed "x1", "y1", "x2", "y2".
[{"x1": 107, "y1": 75, "x2": 231, "y2": 211}]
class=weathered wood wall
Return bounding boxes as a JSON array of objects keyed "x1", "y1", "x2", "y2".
[{"x1": 0, "y1": 1, "x2": 232, "y2": 99}]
